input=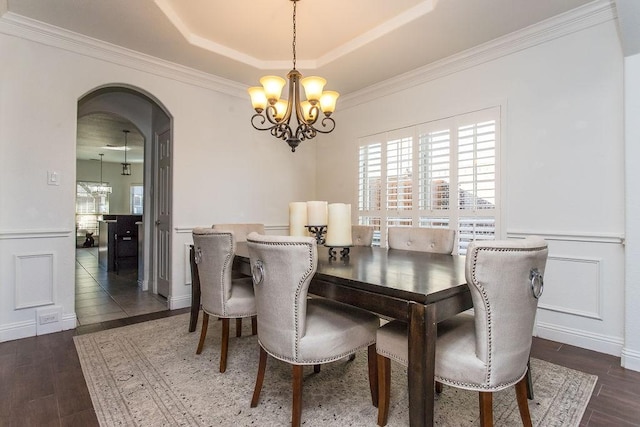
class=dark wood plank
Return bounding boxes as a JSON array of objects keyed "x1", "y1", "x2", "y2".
[
  {"x1": 532, "y1": 337, "x2": 640, "y2": 427},
  {"x1": 1, "y1": 308, "x2": 638, "y2": 426}
]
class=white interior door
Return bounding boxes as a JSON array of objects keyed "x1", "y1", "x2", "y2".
[{"x1": 155, "y1": 129, "x2": 171, "y2": 298}]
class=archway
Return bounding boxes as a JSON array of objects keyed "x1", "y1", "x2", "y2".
[{"x1": 75, "y1": 85, "x2": 172, "y2": 324}]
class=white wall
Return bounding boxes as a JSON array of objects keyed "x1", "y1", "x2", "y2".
[
  {"x1": 623, "y1": 52, "x2": 640, "y2": 370},
  {"x1": 316, "y1": 17, "x2": 628, "y2": 357},
  {"x1": 0, "y1": 23, "x2": 316, "y2": 340}
]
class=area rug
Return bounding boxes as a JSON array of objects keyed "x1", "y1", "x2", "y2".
[{"x1": 74, "y1": 313, "x2": 597, "y2": 426}]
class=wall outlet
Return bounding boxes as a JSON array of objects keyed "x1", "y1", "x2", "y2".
[
  {"x1": 36, "y1": 306, "x2": 63, "y2": 335},
  {"x1": 39, "y1": 313, "x2": 59, "y2": 324}
]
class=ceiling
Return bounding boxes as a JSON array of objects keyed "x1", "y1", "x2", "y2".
[
  {"x1": 76, "y1": 113, "x2": 145, "y2": 164},
  {"x1": 4, "y1": 0, "x2": 597, "y2": 162}
]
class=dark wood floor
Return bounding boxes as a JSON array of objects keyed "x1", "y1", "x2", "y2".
[{"x1": 1, "y1": 310, "x2": 639, "y2": 426}]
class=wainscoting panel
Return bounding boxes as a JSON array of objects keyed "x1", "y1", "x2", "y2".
[
  {"x1": 509, "y1": 231, "x2": 625, "y2": 356},
  {"x1": 14, "y1": 252, "x2": 55, "y2": 309},
  {"x1": 539, "y1": 255, "x2": 601, "y2": 320}
]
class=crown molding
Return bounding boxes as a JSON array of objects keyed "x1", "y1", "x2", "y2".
[
  {"x1": 0, "y1": 0, "x2": 616, "y2": 105},
  {"x1": 341, "y1": 0, "x2": 617, "y2": 109},
  {"x1": 0, "y1": 12, "x2": 248, "y2": 99}
]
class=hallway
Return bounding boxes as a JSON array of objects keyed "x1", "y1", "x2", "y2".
[{"x1": 75, "y1": 247, "x2": 167, "y2": 325}]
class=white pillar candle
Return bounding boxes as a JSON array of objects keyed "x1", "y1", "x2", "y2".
[
  {"x1": 306, "y1": 201, "x2": 328, "y2": 226},
  {"x1": 289, "y1": 202, "x2": 308, "y2": 237},
  {"x1": 325, "y1": 203, "x2": 353, "y2": 247}
]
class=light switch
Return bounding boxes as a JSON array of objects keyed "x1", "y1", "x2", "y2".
[{"x1": 47, "y1": 171, "x2": 60, "y2": 186}]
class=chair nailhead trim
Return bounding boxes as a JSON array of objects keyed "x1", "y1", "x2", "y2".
[{"x1": 470, "y1": 244, "x2": 547, "y2": 386}]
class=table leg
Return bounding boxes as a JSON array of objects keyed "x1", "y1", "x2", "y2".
[
  {"x1": 188, "y1": 245, "x2": 201, "y2": 332},
  {"x1": 407, "y1": 302, "x2": 436, "y2": 427}
]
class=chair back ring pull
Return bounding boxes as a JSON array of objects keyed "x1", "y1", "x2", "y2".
[
  {"x1": 252, "y1": 260, "x2": 265, "y2": 286},
  {"x1": 195, "y1": 247, "x2": 203, "y2": 265},
  {"x1": 529, "y1": 267, "x2": 544, "y2": 299}
]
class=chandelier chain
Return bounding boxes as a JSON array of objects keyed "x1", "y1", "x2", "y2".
[{"x1": 292, "y1": 0, "x2": 296, "y2": 69}]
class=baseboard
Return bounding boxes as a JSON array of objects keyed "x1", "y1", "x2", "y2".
[
  {"x1": 168, "y1": 294, "x2": 191, "y2": 310},
  {"x1": 0, "y1": 312, "x2": 78, "y2": 342},
  {"x1": 62, "y1": 313, "x2": 77, "y2": 331},
  {"x1": 0, "y1": 319, "x2": 35, "y2": 342},
  {"x1": 621, "y1": 348, "x2": 640, "y2": 372},
  {"x1": 536, "y1": 321, "x2": 623, "y2": 357}
]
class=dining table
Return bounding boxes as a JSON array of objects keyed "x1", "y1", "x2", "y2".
[{"x1": 189, "y1": 243, "x2": 472, "y2": 427}]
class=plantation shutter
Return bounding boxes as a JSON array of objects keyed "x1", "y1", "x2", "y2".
[
  {"x1": 358, "y1": 141, "x2": 383, "y2": 245},
  {"x1": 357, "y1": 106, "x2": 499, "y2": 250},
  {"x1": 457, "y1": 112, "x2": 498, "y2": 253}
]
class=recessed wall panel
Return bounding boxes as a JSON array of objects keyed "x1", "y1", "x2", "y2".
[
  {"x1": 539, "y1": 255, "x2": 601, "y2": 319},
  {"x1": 15, "y1": 253, "x2": 55, "y2": 309}
]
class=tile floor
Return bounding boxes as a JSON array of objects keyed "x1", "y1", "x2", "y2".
[{"x1": 75, "y1": 247, "x2": 168, "y2": 325}]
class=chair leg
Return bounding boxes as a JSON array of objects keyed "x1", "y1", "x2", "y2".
[
  {"x1": 196, "y1": 312, "x2": 209, "y2": 354},
  {"x1": 377, "y1": 354, "x2": 391, "y2": 426},
  {"x1": 251, "y1": 315, "x2": 258, "y2": 335},
  {"x1": 526, "y1": 358, "x2": 534, "y2": 400},
  {"x1": 292, "y1": 364, "x2": 304, "y2": 427},
  {"x1": 367, "y1": 344, "x2": 378, "y2": 407},
  {"x1": 435, "y1": 381, "x2": 443, "y2": 394},
  {"x1": 313, "y1": 364, "x2": 321, "y2": 373},
  {"x1": 251, "y1": 347, "x2": 268, "y2": 407},
  {"x1": 515, "y1": 375, "x2": 533, "y2": 427},
  {"x1": 478, "y1": 391, "x2": 493, "y2": 427},
  {"x1": 236, "y1": 318, "x2": 242, "y2": 337},
  {"x1": 220, "y1": 318, "x2": 230, "y2": 373},
  {"x1": 348, "y1": 353, "x2": 356, "y2": 361}
]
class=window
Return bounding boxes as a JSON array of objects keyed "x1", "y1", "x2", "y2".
[
  {"x1": 357, "y1": 107, "x2": 500, "y2": 253},
  {"x1": 76, "y1": 181, "x2": 109, "y2": 242},
  {"x1": 77, "y1": 181, "x2": 109, "y2": 215},
  {"x1": 130, "y1": 185, "x2": 144, "y2": 214}
]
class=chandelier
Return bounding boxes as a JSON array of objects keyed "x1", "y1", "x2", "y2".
[
  {"x1": 90, "y1": 153, "x2": 112, "y2": 195},
  {"x1": 248, "y1": 0, "x2": 339, "y2": 152},
  {"x1": 121, "y1": 129, "x2": 131, "y2": 176}
]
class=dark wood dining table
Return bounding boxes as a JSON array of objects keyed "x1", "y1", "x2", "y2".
[{"x1": 189, "y1": 244, "x2": 472, "y2": 427}]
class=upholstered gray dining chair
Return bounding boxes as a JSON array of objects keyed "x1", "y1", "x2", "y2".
[
  {"x1": 212, "y1": 223, "x2": 265, "y2": 282},
  {"x1": 191, "y1": 228, "x2": 257, "y2": 373},
  {"x1": 212, "y1": 223, "x2": 265, "y2": 242},
  {"x1": 352, "y1": 225, "x2": 374, "y2": 247},
  {"x1": 376, "y1": 237, "x2": 548, "y2": 427},
  {"x1": 246, "y1": 233, "x2": 380, "y2": 427},
  {"x1": 387, "y1": 226, "x2": 455, "y2": 254}
]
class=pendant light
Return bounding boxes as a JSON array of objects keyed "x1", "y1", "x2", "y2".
[
  {"x1": 90, "y1": 153, "x2": 112, "y2": 195},
  {"x1": 121, "y1": 129, "x2": 131, "y2": 176}
]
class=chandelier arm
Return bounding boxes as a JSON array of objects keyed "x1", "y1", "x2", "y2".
[
  {"x1": 295, "y1": 123, "x2": 316, "y2": 142},
  {"x1": 264, "y1": 105, "x2": 283, "y2": 125},
  {"x1": 250, "y1": 113, "x2": 273, "y2": 131},
  {"x1": 309, "y1": 117, "x2": 336, "y2": 134},
  {"x1": 298, "y1": 117, "x2": 336, "y2": 135},
  {"x1": 305, "y1": 105, "x2": 321, "y2": 126},
  {"x1": 272, "y1": 122, "x2": 293, "y2": 141}
]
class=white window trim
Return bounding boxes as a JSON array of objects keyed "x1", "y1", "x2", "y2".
[{"x1": 356, "y1": 106, "x2": 503, "y2": 252}]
